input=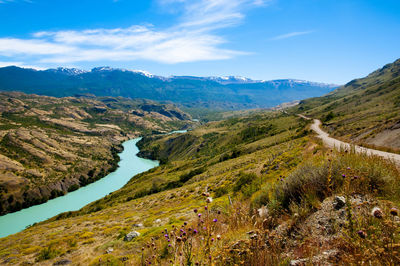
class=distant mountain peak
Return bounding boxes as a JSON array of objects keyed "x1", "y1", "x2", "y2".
[{"x1": 46, "y1": 67, "x2": 88, "y2": 75}]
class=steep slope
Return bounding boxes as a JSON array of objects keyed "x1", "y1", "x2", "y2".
[
  {"x1": 0, "y1": 92, "x2": 192, "y2": 215},
  {"x1": 293, "y1": 58, "x2": 400, "y2": 151},
  {"x1": 0, "y1": 66, "x2": 337, "y2": 110}
]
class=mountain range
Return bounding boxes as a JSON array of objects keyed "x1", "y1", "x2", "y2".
[{"x1": 0, "y1": 66, "x2": 337, "y2": 110}]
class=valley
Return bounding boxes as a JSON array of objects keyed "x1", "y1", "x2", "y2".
[
  {"x1": 0, "y1": 92, "x2": 193, "y2": 215},
  {"x1": 0, "y1": 59, "x2": 399, "y2": 265}
]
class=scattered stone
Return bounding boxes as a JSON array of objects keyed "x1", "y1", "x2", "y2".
[
  {"x1": 133, "y1": 223, "x2": 143, "y2": 228},
  {"x1": 106, "y1": 247, "x2": 114, "y2": 254},
  {"x1": 333, "y1": 196, "x2": 346, "y2": 210},
  {"x1": 154, "y1": 219, "x2": 162, "y2": 224},
  {"x1": 53, "y1": 259, "x2": 72, "y2": 265},
  {"x1": 257, "y1": 206, "x2": 269, "y2": 218},
  {"x1": 124, "y1": 231, "x2": 140, "y2": 241}
]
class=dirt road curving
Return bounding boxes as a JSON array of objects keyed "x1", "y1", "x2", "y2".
[{"x1": 300, "y1": 115, "x2": 400, "y2": 165}]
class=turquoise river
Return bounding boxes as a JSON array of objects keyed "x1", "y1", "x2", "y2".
[{"x1": 0, "y1": 137, "x2": 159, "y2": 238}]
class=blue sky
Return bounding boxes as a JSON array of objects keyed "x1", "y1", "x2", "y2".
[{"x1": 0, "y1": 0, "x2": 399, "y2": 84}]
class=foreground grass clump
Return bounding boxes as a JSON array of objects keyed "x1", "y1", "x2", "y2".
[{"x1": 274, "y1": 149, "x2": 400, "y2": 211}]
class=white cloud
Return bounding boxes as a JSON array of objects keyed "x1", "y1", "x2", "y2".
[
  {"x1": 0, "y1": 0, "x2": 265, "y2": 65},
  {"x1": 270, "y1": 30, "x2": 314, "y2": 41},
  {"x1": 0, "y1": 61, "x2": 45, "y2": 69}
]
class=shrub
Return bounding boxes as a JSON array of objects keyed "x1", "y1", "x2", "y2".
[{"x1": 37, "y1": 246, "x2": 60, "y2": 261}]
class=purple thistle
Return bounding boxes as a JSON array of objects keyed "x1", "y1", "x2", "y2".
[
  {"x1": 213, "y1": 218, "x2": 218, "y2": 222},
  {"x1": 198, "y1": 213, "x2": 202, "y2": 217},
  {"x1": 194, "y1": 229, "x2": 198, "y2": 234}
]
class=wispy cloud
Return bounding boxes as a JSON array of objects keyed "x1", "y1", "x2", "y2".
[
  {"x1": 0, "y1": 0, "x2": 267, "y2": 65},
  {"x1": 270, "y1": 30, "x2": 314, "y2": 41},
  {"x1": 0, "y1": 0, "x2": 32, "y2": 4}
]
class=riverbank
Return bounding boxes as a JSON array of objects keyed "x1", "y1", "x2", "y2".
[{"x1": 0, "y1": 138, "x2": 159, "y2": 238}]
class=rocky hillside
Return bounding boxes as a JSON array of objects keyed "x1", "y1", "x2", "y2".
[
  {"x1": 0, "y1": 66, "x2": 337, "y2": 110},
  {"x1": 0, "y1": 92, "x2": 193, "y2": 215},
  {"x1": 293, "y1": 58, "x2": 400, "y2": 152}
]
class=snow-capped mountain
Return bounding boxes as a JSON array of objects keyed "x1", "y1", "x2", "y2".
[
  {"x1": 0, "y1": 65, "x2": 339, "y2": 110},
  {"x1": 46, "y1": 67, "x2": 88, "y2": 75}
]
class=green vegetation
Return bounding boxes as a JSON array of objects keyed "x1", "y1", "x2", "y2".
[{"x1": 0, "y1": 59, "x2": 400, "y2": 265}]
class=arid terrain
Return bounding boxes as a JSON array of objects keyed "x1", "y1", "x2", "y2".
[{"x1": 0, "y1": 92, "x2": 193, "y2": 215}]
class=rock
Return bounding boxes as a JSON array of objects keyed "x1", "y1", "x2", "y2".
[
  {"x1": 133, "y1": 223, "x2": 143, "y2": 228},
  {"x1": 333, "y1": 196, "x2": 346, "y2": 210},
  {"x1": 257, "y1": 206, "x2": 269, "y2": 218},
  {"x1": 154, "y1": 219, "x2": 162, "y2": 224},
  {"x1": 53, "y1": 259, "x2": 72, "y2": 265},
  {"x1": 106, "y1": 247, "x2": 114, "y2": 254},
  {"x1": 124, "y1": 231, "x2": 140, "y2": 241}
]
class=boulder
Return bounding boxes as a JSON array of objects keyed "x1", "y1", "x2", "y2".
[
  {"x1": 333, "y1": 196, "x2": 346, "y2": 210},
  {"x1": 124, "y1": 231, "x2": 140, "y2": 241}
]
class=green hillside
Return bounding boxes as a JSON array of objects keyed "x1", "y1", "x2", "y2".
[{"x1": 293, "y1": 58, "x2": 400, "y2": 151}]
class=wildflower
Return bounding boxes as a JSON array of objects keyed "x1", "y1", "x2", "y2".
[
  {"x1": 198, "y1": 213, "x2": 202, "y2": 218},
  {"x1": 357, "y1": 230, "x2": 367, "y2": 239},
  {"x1": 342, "y1": 174, "x2": 346, "y2": 178},
  {"x1": 217, "y1": 234, "x2": 221, "y2": 240},
  {"x1": 211, "y1": 238, "x2": 215, "y2": 242},
  {"x1": 194, "y1": 229, "x2": 198, "y2": 234},
  {"x1": 184, "y1": 221, "x2": 187, "y2": 225},
  {"x1": 205, "y1": 206, "x2": 208, "y2": 210},
  {"x1": 390, "y1": 208, "x2": 398, "y2": 216},
  {"x1": 371, "y1": 207, "x2": 383, "y2": 219},
  {"x1": 194, "y1": 208, "x2": 198, "y2": 213},
  {"x1": 347, "y1": 167, "x2": 351, "y2": 170},
  {"x1": 206, "y1": 197, "x2": 213, "y2": 203},
  {"x1": 164, "y1": 234, "x2": 169, "y2": 238},
  {"x1": 168, "y1": 244, "x2": 172, "y2": 247},
  {"x1": 213, "y1": 218, "x2": 218, "y2": 222},
  {"x1": 203, "y1": 226, "x2": 207, "y2": 230},
  {"x1": 217, "y1": 210, "x2": 221, "y2": 215}
]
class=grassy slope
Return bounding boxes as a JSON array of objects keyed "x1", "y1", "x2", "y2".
[{"x1": 292, "y1": 58, "x2": 400, "y2": 151}]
